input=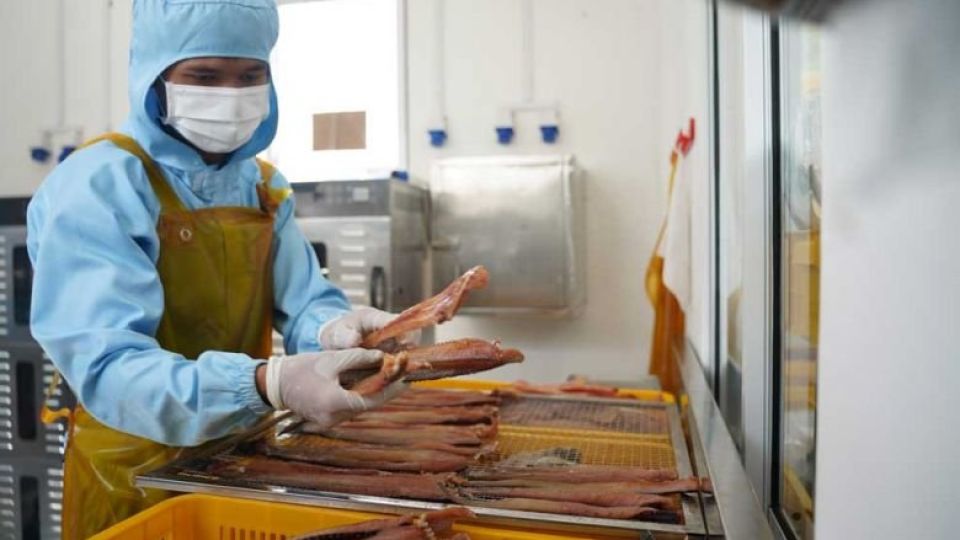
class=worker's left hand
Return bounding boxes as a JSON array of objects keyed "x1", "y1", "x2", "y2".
[{"x1": 318, "y1": 307, "x2": 420, "y2": 352}]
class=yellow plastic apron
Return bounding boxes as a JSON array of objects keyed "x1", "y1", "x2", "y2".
[{"x1": 49, "y1": 133, "x2": 287, "y2": 539}]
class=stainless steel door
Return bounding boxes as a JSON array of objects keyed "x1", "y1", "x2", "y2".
[
  {"x1": 430, "y1": 155, "x2": 584, "y2": 315},
  {"x1": 298, "y1": 216, "x2": 392, "y2": 309}
]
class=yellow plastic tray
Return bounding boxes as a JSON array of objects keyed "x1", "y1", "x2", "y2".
[{"x1": 92, "y1": 494, "x2": 613, "y2": 540}]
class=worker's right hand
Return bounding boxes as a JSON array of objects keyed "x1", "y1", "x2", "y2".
[{"x1": 263, "y1": 349, "x2": 405, "y2": 430}]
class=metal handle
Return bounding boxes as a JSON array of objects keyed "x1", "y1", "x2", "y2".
[
  {"x1": 12, "y1": 246, "x2": 33, "y2": 327},
  {"x1": 369, "y1": 266, "x2": 387, "y2": 310}
]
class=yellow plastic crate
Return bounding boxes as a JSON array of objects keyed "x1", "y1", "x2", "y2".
[{"x1": 92, "y1": 494, "x2": 613, "y2": 540}]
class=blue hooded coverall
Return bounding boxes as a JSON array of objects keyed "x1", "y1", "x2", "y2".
[{"x1": 27, "y1": 0, "x2": 349, "y2": 450}]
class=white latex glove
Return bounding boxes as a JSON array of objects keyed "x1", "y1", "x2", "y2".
[
  {"x1": 318, "y1": 307, "x2": 421, "y2": 351},
  {"x1": 264, "y1": 349, "x2": 406, "y2": 429}
]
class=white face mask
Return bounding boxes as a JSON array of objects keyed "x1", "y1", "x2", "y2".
[{"x1": 163, "y1": 82, "x2": 271, "y2": 154}]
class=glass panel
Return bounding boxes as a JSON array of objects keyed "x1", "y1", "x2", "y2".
[
  {"x1": 778, "y1": 20, "x2": 821, "y2": 540},
  {"x1": 716, "y1": 2, "x2": 749, "y2": 452},
  {"x1": 715, "y1": 3, "x2": 768, "y2": 463}
]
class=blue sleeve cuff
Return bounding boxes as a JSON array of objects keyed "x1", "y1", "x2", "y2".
[{"x1": 232, "y1": 358, "x2": 271, "y2": 415}]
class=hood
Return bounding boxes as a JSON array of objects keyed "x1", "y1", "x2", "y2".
[{"x1": 125, "y1": 0, "x2": 280, "y2": 172}]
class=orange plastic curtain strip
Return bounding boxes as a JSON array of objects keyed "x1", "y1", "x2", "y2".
[{"x1": 645, "y1": 121, "x2": 694, "y2": 396}]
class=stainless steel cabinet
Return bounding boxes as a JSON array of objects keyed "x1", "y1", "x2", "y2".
[
  {"x1": 293, "y1": 179, "x2": 428, "y2": 312},
  {"x1": 0, "y1": 198, "x2": 72, "y2": 539}
]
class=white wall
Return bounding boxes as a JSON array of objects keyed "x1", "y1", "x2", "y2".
[
  {"x1": 816, "y1": 0, "x2": 960, "y2": 537},
  {"x1": 0, "y1": 0, "x2": 130, "y2": 197},
  {"x1": 406, "y1": 0, "x2": 711, "y2": 382},
  {"x1": 1, "y1": 0, "x2": 713, "y2": 384}
]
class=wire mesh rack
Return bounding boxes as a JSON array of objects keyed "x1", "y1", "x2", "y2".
[
  {"x1": 493, "y1": 426, "x2": 676, "y2": 469},
  {"x1": 499, "y1": 396, "x2": 672, "y2": 435},
  {"x1": 493, "y1": 395, "x2": 674, "y2": 469},
  {"x1": 451, "y1": 395, "x2": 689, "y2": 528}
]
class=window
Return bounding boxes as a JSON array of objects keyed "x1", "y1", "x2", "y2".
[
  {"x1": 266, "y1": 0, "x2": 403, "y2": 181},
  {"x1": 713, "y1": 5, "x2": 821, "y2": 538}
]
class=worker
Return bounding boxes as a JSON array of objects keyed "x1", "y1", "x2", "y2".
[{"x1": 26, "y1": 1, "x2": 416, "y2": 537}]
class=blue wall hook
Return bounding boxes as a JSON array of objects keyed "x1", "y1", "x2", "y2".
[
  {"x1": 540, "y1": 125, "x2": 559, "y2": 144},
  {"x1": 30, "y1": 147, "x2": 52, "y2": 164},
  {"x1": 428, "y1": 129, "x2": 448, "y2": 148}
]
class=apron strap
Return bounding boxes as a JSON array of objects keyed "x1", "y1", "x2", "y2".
[
  {"x1": 40, "y1": 371, "x2": 72, "y2": 425},
  {"x1": 256, "y1": 158, "x2": 276, "y2": 183},
  {"x1": 255, "y1": 158, "x2": 292, "y2": 216},
  {"x1": 81, "y1": 133, "x2": 187, "y2": 213}
]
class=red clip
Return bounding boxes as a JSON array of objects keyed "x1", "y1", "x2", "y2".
[{"x1": 674, "y1": 118, "x2": 696, "y2": 157}]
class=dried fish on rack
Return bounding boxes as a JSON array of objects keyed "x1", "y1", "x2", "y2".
[
  {"x1": 299, "y1": 422, "x2": 497, "y2": 447},
  {"x1": 199, "y1": 382, "x2": 701, "y2": 528},
  {"x1": 291, "y1": 507, "x2": 475, "y2": 540},
  {"x1": 260, "y1": 441, "x2": 477, "y2": 473},
  {"x1": 459, "y1": 485, "x2": 677, "y2": 509},
  {"x1": 270, "y1": 388, "x2": 502, "y2": 479},
  {"x1": 497, "y1": 399, "x2": 667, "y2": 432},
  {"x1": 493, "y1": 498, "x2": 666, "y2": 521},
  {"x1": 461, "y1": 476, "x2": 702, "y2": 494},
  {"x1": 349, "y1": 405, "x2": 499, "y2": 426},
  {"x1": 500, "y1": 378, "x2": 621, "y2": 398},
  {"x1": 465, "y1": 464, "x2": 680, "y2": 484},
  {"x1": 389, "y1": 388, "x2": 501, "y2": 408},
  {"x1": 341, "y1": 419, "x2": 497, "y2": 439},
  {"x1": 461, "y1": 497, "x2": 668, "y2": 521},
  {"x1": 207, "y1": 457, "x2": 457, "y2": 501},
  {"x1": 362, "y1": 266, "x2": 489, "y2": 349}
]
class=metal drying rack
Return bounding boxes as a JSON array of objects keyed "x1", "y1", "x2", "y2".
[{"x1": 138, "y1": 393, "x2": 707, "y2": 537}]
